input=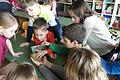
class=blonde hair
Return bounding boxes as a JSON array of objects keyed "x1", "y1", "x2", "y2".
[
  {"x1": 65, "y1": 48, "x2": 108, "y2": 80},
  {"x1": 7, "y1": 62, "x2": 38, "y2": 80},
  {"x1": 0, "y1": 12, "x2": 18, "y2": 29}
]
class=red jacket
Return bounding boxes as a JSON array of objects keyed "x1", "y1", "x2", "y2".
[{"x1": 33, "y1": 31, "x2": 55, "y2": 54}]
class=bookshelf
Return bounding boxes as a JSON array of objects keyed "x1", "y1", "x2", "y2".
[
  {"x1": 86, "y1": 0, "x2": 120, "y2": 29},
  {"x1": 110, "y1": 0, "x2": 120, "y2": 29},
  {"x1": 57, "y1": 1, "x2": 72, "y2": 17},
  {"x1": 57, "y1": 0, "x2": 120, "y2": 29}
]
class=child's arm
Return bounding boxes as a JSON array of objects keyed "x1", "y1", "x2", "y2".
[
  {"x1": 49, "y1": 0, "x2": 57, "y2": 16},
  {"x1": 6, "y1": 39, "x2": 23, "y2": 57},
  {"x1": 41, "y1": 41, "x2": 50, "y2": 46}
]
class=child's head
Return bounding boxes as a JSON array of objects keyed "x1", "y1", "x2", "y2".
[
  {"x1": 65, "y1": 48, "x2": 108, "y2": 80},
  {"x1": 33, "y1": 17, "x2": 48, "y2": 40},
  {"x1": 63, "y1": 23, "x2": 86, "y2": 48},
  {"x1": 7, "y1": 62, "x2": 38, "y2": 80},
  {"x1": 69, "y1": 0, "x2": 94, "y2": 24},
  {"x1": 21, "y1": 0, "x2": 40, "y2": 18},
  {"x1": 0, "y1": 12, "x2": 18, "y2": 38}
]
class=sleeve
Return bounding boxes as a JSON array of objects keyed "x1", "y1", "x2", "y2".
[
  {"x1": 51, "y1": 64, "x2": 65, "y2": 80},
  {"x1": 46, "y1": 49, "x2": 53, "y2": 54},
  {"x1": 47, "y1": 32, "x2": 55, "y2": 43},
  {"x1": 39, "y1": 64, "x2": 60, "y2": 80},
  {"x1": 46, "y1": 32, "x2": 55, "y2": 54},
  {"x1": 0, "y1": 40, "x2": 3, "y2": 65}
]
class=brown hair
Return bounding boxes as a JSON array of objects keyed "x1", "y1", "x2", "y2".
[
  {"x1": 69, "y1": 0, "x2": 94, "y2": 24},
  {"x1": 33, "y1": 17, "x2": 48, "y2": 31},
  {"x1": 65, "y1": 48, "x2": 108, "y2": 80},
  {"x1": 63, "y1": 23, "x2": 86, "y2": 44},
  {"x1": 20, "y1": 0, "x2": 39, "y2": 7},
  {"x1": 7, "y1": 62, "x2": 38, "y2": 80},
  {"x1": 0, "y1": 12, "x2": 18, "y2": 29}
]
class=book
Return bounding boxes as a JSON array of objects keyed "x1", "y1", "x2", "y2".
[{"x1": 31, "y1": 45, "x2": 46, "y2": 53}]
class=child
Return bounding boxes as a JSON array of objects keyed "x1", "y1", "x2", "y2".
[
  {"x1": 20, "y1": 0, "x2": 62, "y2": 47},
  {"x1": 31, "y1": 17, "x2": 56, "y2": 59},
  {"x1": 0, "y1": 62, "x2": 38, "y2": 80},
  {"x1": 0, "y1": 12, "x2": 23, "y2": 65},
  {"x1": 69, "y1": 0, "x2": 120, "y2": 61}
]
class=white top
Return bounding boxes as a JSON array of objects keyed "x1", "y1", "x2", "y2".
[
  {"x1": 83, "y1": 15, "x2": 117, "y2": 55},
  {"x1": 0, "y1": 0, "x2": 10, "y2": 4},
  {"x1": 28, "y1": 5, "x2": 57, "y2": 27}
]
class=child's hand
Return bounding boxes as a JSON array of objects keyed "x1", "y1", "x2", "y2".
[
  {"x1": 35, "y1": 50, "x2": 47, "y2": 59},
  {"x1": 111, "y1": 53, "x2": 118, "y2": 61},
  {"x1": 41, "y1": 42, "x2": 50, "y2": 46},
  {"x1": 12, "y1": 52, "x2": 23, "y2": 57},
  {"x1": 20, "y1": 42, "x2": 29, "y2": 47}
]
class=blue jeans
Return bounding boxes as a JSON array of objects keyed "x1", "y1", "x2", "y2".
[
  {"x1": 27, "y1": 26, "x2": 34, "y2": 43},
  {"x1": 48, "y1": 18, "x2": 63, "y2": 41},
  {"x1": 101, "y1": 58, "x2": 120, "y2": 75},
  {"x1": 0, "y1": 2, "x2": 12, "y2": 12}
]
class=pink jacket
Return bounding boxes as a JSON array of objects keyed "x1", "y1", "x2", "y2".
[{"x1": 0, "y1": 36, "x2": 8, "y2": 65}]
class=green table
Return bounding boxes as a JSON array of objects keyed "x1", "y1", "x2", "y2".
[
  {"x1": 6, "y1": 34, "x2": 67, "y2": 80},
  {"x1": 12, "y1": 10, "x2": 29, "y2": 19},
  {"x1": 6, "y1": 34, "x2": 44, "y2": 80},
  {"x1": 12, "y1": 10, "x2": 72, "y2": 26}
]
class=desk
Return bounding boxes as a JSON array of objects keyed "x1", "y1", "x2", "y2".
[
  {"x1": 12, "y1": 10, "x2": 29, "y2": 19},
  {"x1": 12, "y1": 10, "x2": 72, "y2": 26},
  {"x1": 6, "y1": 34, "x2": 66, "y2": 80},
  {"x1": 6, "y1": 34, "x2": 44, "y2": 80}
]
